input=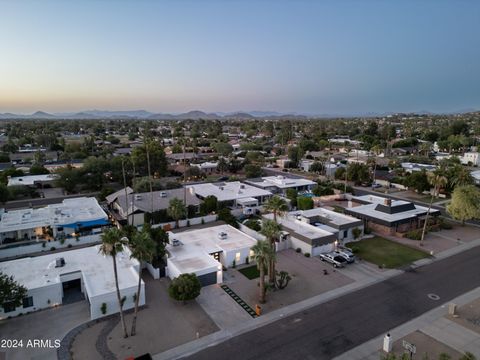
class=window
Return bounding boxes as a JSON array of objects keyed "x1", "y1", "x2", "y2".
[
  {"x1": 22, "y1": 296, "x2": 34, "y2": 308},
  {"x1": 3, "y1": 301, "x2": 16, "y2": 313},
  {"x1": 235, "y1": 252, "x2": 241, "y2": 263}
]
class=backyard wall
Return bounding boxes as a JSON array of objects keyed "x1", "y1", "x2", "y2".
[{"x1": 0, "y1": 234, "x2": 102, "y2": 260}]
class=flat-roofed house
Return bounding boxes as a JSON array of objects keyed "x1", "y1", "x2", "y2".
[
  {"x1": 293, "y1": 207, "x2": 364, "y2": 242},
  {"x1": 0, "y1": 197, "x2": 109, "y2": 246},
  {"x1": 0, "y1": 245, "x2": 144, "y2": 320},
  {"x1": 166, "y1": 224, "x2": 257, "y2": 286},
  {"x1": 245, "y1": 175, "x2": 316, "y2": 196}
]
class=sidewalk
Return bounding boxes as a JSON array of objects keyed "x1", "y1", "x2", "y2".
[
  {"x1": 154, "y1": 235, "x2": 480, "y2": 360},
  {"x1": 334, "y1": 286, "x2": 480, "y2": 359}
]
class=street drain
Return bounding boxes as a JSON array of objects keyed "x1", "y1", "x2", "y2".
[{"x1": 428, "y1": 293, "x2": 440, "y2": 300}]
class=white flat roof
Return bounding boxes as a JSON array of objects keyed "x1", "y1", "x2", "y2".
[
  {"x1": 294, "y1": 207, "x2": 360, "y2": 226},
  {"x1": 189, "y1": 181, "x2": 272, "y2": 202},
  {"x1": 8, "y1": 174, "x2": 58, "y2": 187},
  {"x1": 246, "y1": 175, "x2": 316, "y2": 189},
  {"x1": 0, "y1": 197, "x2": 108, "y2": 233},
  {"x1": 264, "y1": 213, "x2": 334, "y2": 239},
  {"x1": 167, "y1": 224, "x2": 257, "y2": 273},
  {"x1": 0, "y1": 245, "x2": 140, "y2": 298}
]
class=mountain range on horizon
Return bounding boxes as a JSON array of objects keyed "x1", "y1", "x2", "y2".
[{"x1": 0, "y1": 108, "x2": 478, "y2": 120}]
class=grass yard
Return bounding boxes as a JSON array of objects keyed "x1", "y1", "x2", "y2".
[
  {"x1": 348, "y1": 236, "x2": 430, "y2": 268},
  {"x1": 238, "y1": 265, "x2": 260, "y2": 279}
]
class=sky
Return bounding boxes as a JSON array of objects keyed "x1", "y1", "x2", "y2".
[{"x1": 0, "y1": 0, "x2": 479, "y2": 115}]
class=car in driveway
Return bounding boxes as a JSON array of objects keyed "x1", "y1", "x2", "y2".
[
  {"x1": 334, "y1": 248, "x2": 355, "y2": 263},
  {"x1": 319, "y1": 252, "x2": 346, "y2": 268}
]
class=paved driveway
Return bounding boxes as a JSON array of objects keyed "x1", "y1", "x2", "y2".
[{"x1": 0, "y1": 301, "x2": 90, "y2": 360}]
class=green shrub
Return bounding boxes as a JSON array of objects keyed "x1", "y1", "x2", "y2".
[
  {"x1": 295, "y1": 248, "x2": 302, "y2": 253},
  {"x1": 352, "y1": 228, "x2": 362, "y2": 239},
  {"x1": 67, "y1": 244, "x2": 73, "y2": 248},
  {"x1": 168, "y1": 273, "x2": 202, "y2": 303},
  {"x1": 406, "y1": 229, "x2": 423, "y2": 240},
  {"x1": 50, "y1": 247, "x2": 56, "y2": 251},
  {"x1": 304, "y1": 252, "x2": 310, "y2": 257},
  {"x1": 100, "y1": 302, "x2": 107, "y2": 315}
]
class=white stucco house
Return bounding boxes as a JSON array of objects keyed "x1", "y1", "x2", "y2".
[
  {"x1": 166, "y1": 224, "x2": 257, "y2": 286},
  {"x1": 0, "y1": 245, "x2": 144, "y2": 320}
]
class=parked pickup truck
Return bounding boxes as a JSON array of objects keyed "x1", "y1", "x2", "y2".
[{"x1": 319, "y1": 252, "x2": 347, "y2": 268}]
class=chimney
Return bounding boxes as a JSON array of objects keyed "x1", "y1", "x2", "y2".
[{"x1": 384, "y1": 198, "x2": 392, "y2": 206}]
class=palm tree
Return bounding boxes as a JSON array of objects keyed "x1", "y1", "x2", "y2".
[
  {"x1": 420, "y1": 171, "x2": 448, "y2": 246},
  {"x1": 167, "y1": 197, "x2": 186, "y2": 228},
  {"x1": 451, "y1": 165, "x2": 474, "y2": 187},
  {"x1": 99, "y1": 228, "x2": 129, "y2": 338},
  {"x1": 263, "y1": 196, "x2": 288, "y2": 222},
  {"x1": 129, "y1": 230, "x2": 156, "y2": 336},
  {"x1": 260, "y1": 219, "x2": 282, "y2": 287},
  {"x1": 251, "y1": 240, "x2": 275, "y2": 304}
]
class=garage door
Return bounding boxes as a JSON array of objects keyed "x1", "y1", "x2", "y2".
[{"x1": 197, "y1": 272, "x2": 217, "y2": 287}]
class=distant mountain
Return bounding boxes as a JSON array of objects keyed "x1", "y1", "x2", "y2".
[
  {"x1": 148, "y1": 110, "x2": 219, "y2": 120},
  {"x1": 31, "y1": 111, "x2": 56, "y2": 118}
]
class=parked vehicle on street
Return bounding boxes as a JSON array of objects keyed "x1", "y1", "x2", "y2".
[{"x1": 319, "y1": 252, "x2": 346, "y2": 268}]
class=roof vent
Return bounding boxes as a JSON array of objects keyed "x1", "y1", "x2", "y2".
[
  {"x1": 134, "y1": 194, "x2": 142, "y2": 201},
  {"x1": 55, "y1": 257, "x2": 66, "y2": 268},
  {"x1": 160, "y1": 192, "x2": 167, "y2": 198},
  {"x1": 172, "y1": 239, "x2": 181, "y2": 246},
  {"x1": 240, "y1": 184, "x2": 245, "y2": 189},
  {"x1": 218, "y1": 232, "x2": 228, "y2": 240},
  {"x1": 384, "y1": 198, "x2": 392, "y2": 206}
]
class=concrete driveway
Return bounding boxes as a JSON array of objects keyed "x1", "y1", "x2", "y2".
[{"x1": 0, "y1": 301, "x2": 90, "y2": 360}]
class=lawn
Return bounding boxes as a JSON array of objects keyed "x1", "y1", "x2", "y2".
[
  {"x1": 348, "y1": 237, "x2": 430, "y2": 268},
  {"x1": 238, "y1": 265, "x2": 260, "y2": 279}
]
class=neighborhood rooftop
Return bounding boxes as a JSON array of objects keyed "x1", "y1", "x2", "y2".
[
  {"x1": 188, "y1": 181, "x2": 272, "y2": 202},
  {"x1": 0, "y1": 197, "x2": 108, "y2": 233},
  {"x1": 115, "y1": 188, "x2": 201, "y2": 215},
  {"x1": 0, "y1": 245, "x2": 140, "y2": 298},
  {"x1": 7, "y1": 174, "x2": 59, "y2": 186},
  {"x1": 245, "y1": 175, "x2": 316, "y2": 189}
]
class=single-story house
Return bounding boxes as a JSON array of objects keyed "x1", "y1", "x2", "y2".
[
  {"x1": 0, "y1": 197, "x2": 109, "y2": 246},
  {"x1": 244, "y1": 175, "x2": 316, "y2": 196},
  {"x1": 264, "y1": 213, "x2": 337, "y2": 256},
  {"x1": 292, "y1": 207, "x2": 364, "y2": 242},
  {"x1": 345, "y1": 195, "x2": 440, "y2": 235},
  {"x1": 166, "y1": 224, "x2": 257, "y2": 286},
  {"x1": 188, "y1": 181, "x2": 272, "y2": 213},
  {"x1": 110, "y1": 188, "x2": 202, "y2": 226},
  {"x1": 0, "y1": 245, "x2": 144, "y2": 320}
]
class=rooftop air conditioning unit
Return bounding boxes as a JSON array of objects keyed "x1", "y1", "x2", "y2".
[
  {"x1": 220, "y1": 186, "x2": 224, "y2": 191},
  {"x1": 135, "y1": 194, "x2": 142, "y2": 201},
  {"x1": 172, "y1": 239, "x2": 181, "y2": 246},
  {"x1": 160, "y1": 192, "x2": 167, "y2": 198},
  {"x1": 218, "y1": 232, "x2": 228, "y2": 240},
  {"x1": 240, "y1": 184, "x2": 245, "y2": 189},
  {"x1": 55, "y1": 257, "x2": 66, "y2": 268}
]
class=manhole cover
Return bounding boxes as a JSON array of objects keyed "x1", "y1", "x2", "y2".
[{"x1": 428, "y1": 293, "x2": 440, "y2": 300}]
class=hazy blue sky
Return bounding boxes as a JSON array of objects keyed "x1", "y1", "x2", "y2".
[{"x1": 1, "y1": 0, "x2": 479, "y2": 114}]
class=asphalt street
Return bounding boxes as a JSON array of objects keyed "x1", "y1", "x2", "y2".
[{"x1": 184, "y1": 243, "x2": 480, "y2": 360}]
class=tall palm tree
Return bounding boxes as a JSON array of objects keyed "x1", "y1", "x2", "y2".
[
  {"x1": 167, "y1": 198, "x2": 186, "y2": 228},
  {"x1": 263, "y1": 195, "x2": 288, "y2": 222},
  {"x1": 251, "y1": 240, "x2": 275, "y2": 304},
  {"x1": 99, "y1": 228, "x2": 129, "y2": 338},
  {"x1": 260, "y1": 219, "x2": 282, "y2": 287},
  {"x1": 129, "y1": 230, "x2": 156, "y2": 336},
  {"x1": 420, "y1": 171, "x2": 448, "y2": 246}
]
